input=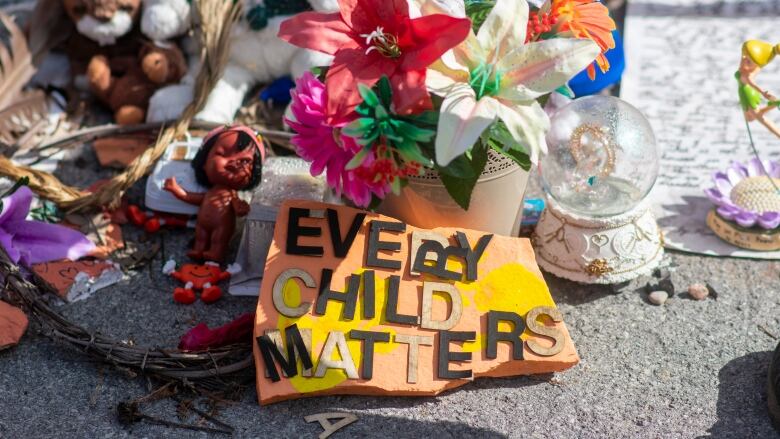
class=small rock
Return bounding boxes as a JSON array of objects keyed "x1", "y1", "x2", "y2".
[
  {"x1": 648, "y1": 290, "x2": 668, "y2": 305},
  {"x1": 705, "y1": 281, "x2": 722, "y2": 299},
  {"x1": 688, "y1": 283, "x2": 709, "y2": 300}
]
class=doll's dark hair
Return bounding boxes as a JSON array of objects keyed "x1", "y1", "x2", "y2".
[{"x1": 191, "y1": 130, "x2": 263, "y2": 190}]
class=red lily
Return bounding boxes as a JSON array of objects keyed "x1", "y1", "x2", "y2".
[{"x1": 279, "y1": 0, "x2": 471, "y2": 124}]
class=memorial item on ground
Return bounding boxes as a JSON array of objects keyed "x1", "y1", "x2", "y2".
[
  {"x1": 0, "y1": 185, "x2": 94, "y2": 266},
  {"x1": 179, "y1": 312, "x2": 255, "y2": 351},
  {"x1": 0, "y1": 299, "x2": 28, "y2": 350},
  {"x1": 0, "y1": 0, "x2": 257, "y2": 403},
  {"x1": 145, "y1": 133, "x2": 207, "y2": 215},
  {"x1": 621, "y1": 7, "x2": 780, "y2": 259},
  {"x1": 126, "y1": 204, "x2": 192, "y2": 233},
  {"x1": 533, "y1": 95, "x2": 664, "y2": 283},
  {"x1": 32, "y1": 259, "x2": 123, "y2": 301},
  {"x1": 698, "y1": 39, "x2": 780, "y2": 252},
  {"x1": 704, "y1": 159, "x2": 780, "y2": 251},
  {"x1": 144, "y1": 0, "x2": 338, "y2": 123},
  {"x1": 253, "y1": 200, "x2": 578, "y2": 404},
  {"x1": 229, "y1": 157, "x2": 333, "y2": 296},
  {"x1": 61, "y1": 0, "x2": 188, "y2": 124},
  {"x1": 737, "y1": 40, "x2": 780, "y2": 138},
  {"x1": 163, "y1": 125, "x2": 264, "y2": 263},
  {"x1": 163, "y1": 259, "x2": 240, "y2": 304},
  {"x1": 280, "y1": 0, "x2": 612, "y2": 234}
]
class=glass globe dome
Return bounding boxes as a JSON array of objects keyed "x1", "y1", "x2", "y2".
[{"x1": 539, "y1": 96, "x2": 659, "y2": 217}]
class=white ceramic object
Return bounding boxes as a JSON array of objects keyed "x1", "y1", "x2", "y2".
[
  {"x1": 532, "y1": 196, "x2": 664, "y2": 284},
  {"x1": 377, "y1": 150, "x2": 530, "y2": 236},
  {"x1": 145, "y1": 134, "x2": 206, "y2": 215}
]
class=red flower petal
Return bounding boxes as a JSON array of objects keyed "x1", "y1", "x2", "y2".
[
  {"x1": 400, "y1": 15, "x2": 471, "y2": 71},
  {"x1": 278, "y1": 12, "x2": 354, "y2": 55},
  {"x1": 325, "y1": 43, "x2": 398, "y2": 123},
  {"x1": 340, "y1": 0, "x2": 410, "y2": 34},
  {"x1": 391, "y1": 69, "x2": 433, "y2": 115}
]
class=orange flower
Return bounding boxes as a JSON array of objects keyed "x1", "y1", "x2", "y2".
[{"x1": 551, "y1": 0, "x2": 616, "y2": 79}]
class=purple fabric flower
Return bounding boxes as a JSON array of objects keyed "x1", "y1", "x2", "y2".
[
  {"x1": 704, "y1": 158, "x2": 780, "y2": 230},
  {"x1": 0, "y1": 186, "x2": 94, "y2": 265}
]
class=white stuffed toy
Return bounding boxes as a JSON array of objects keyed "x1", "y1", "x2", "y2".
[
  {"x1": 141, "y1": 0, "x2": 191, "y2": 42},
  {"x1": 143, "y1": 0, "x2": 337, "y2": 123}
]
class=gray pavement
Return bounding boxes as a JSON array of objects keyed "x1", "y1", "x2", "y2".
[{"x1": 1, "y1": 221, "x2": 779, "y2": 438}]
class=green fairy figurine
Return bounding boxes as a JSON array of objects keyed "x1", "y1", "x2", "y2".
[{"x1": 737, "y1": 40, "x2": 780, "y2": 137}]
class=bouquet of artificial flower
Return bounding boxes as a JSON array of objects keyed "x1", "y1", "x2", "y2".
[{"x1": 280, "y1": 0, "x2": 615, "y2": 209}]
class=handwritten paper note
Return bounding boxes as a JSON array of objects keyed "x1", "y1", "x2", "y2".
[{"x1": 621, "y1": 0, "x2": 780, "y2": 258}]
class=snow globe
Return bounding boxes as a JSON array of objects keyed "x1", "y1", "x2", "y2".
[{"x1": 533, "y1": 96, "x2": 664, "y2": 283}]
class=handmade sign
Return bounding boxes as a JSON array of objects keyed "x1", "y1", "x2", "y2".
[{"x1": 252, "y1": 200, "x2": 578, "y2": 404}]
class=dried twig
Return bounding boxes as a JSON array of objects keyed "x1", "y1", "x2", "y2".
[{"x1": 0, "y1": 245, "x2": 255, "y2": 396}]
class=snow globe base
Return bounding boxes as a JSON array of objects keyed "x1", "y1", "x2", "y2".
[{"x1": 532, "y1": 196, "x2": 664, "y2": 284}]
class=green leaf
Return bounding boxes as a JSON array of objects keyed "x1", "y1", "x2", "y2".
[
  {"x1": 375, "y1": 104, "x2": 389, "y2": 119},
  {"x1": 490, "y1": 142, "x2": 531, "y2": 171},
  {"x1": 395, "y1": 138, "x2": 433, "y2": 167},
  {"x1": 437, "y1": 154, "x2": 476, "y2": 179},
  {"x1": 437, "y1": 142, "x2": 488, "y2": 210},
  {"x1": 482, "y1": 120, "x2": 532, "y2": 170},
  {"x1": 358, "y1": 83, "x2": 381, "y2": 108},
  {"x1": 342, "y1": 118, "x2": 372, "y2": 138},
  {"x1": 355, "y1": 105, "x2": 372, "y2": 117},
  {"x1": 465, "y1": 0, "x2": 495, "y2": 33},
  {"x1": 393, "y1": 119, "x2": 436, "y2": 142},
  {"x1": 377, "y1": 76, "x2": 393, "y2": 106},
  {"x1": 391, "y1": 176, "x2": 402, "y2": 195},
  {"x1": 310, "y1": 66, "x2": 328, "y2": 81},
  {"x1": 403, "y1": 110, "x2": 439, "y2": 127},
  {"x1": 346, "y1": 147, "x2": 371, "y2": 170}
]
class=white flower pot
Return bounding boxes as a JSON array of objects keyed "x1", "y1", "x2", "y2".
[{"x1": 376, "y1": 151, "x2": 530, "y2": 236}]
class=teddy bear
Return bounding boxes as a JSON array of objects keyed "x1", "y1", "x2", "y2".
[
  {"x1": 87, "y1": 41, "x2": 187, "y2": 124},
  {"x1": 143, "y1": 0, "x2": 338, "y2": 124},
  {"x1": 60, "y1": 0, "x2": 187, "y2": 124}
]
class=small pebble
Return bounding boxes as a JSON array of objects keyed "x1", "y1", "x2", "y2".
[
  {"x1": 688, "y1": 283, "x2": 709, "y2": 300},
  {"x1": 648, "y1": 290, "x2": 668, "y2": 305}
]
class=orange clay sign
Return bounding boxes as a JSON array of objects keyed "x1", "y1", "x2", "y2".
[{"x1": 253, "y1": 200, "x2": 578, "y2": 404}]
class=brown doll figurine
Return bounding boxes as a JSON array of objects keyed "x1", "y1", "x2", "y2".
[{"x1": 164, "y1": 126, "x2": 265, "y2": 262}]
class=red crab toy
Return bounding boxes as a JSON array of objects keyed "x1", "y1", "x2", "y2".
[{"x1": 163, "y1": 260, "x2": 241, "y2": 304}]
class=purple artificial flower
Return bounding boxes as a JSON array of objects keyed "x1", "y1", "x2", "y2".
[
  {"x1": 704, "y1": 158, "x2": 780, "y2": 230},
  {"x1": 0, "y1": 186, "x2": 95, "y2": 265}
]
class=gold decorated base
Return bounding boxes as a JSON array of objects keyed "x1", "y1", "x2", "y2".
[{"x1": 706, "y1": 209, "x2": 780, "y2": 251}]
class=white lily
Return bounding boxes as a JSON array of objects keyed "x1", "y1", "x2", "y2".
[{"x1": 426, "y1": 0, "x2": 600, "y2": 166}]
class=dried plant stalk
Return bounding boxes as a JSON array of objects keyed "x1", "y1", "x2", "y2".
[
  {"x1": 0, "y1": 12, "x2": 34, "y2": 110},
  {"x1": 0, "y1": 89, "x2": 47, "y2": 145}
]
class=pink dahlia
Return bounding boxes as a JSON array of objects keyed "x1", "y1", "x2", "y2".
[{"x1": 285, "y1": 72, "x2": 389, "y2": 207}]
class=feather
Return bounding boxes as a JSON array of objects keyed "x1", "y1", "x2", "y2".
[
  {"x1": 0, "y1": 89, "x2": 48, "y2": 146},
  {"x1": 0, "y1": 12, "x2": 35, "y2": 110}
]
